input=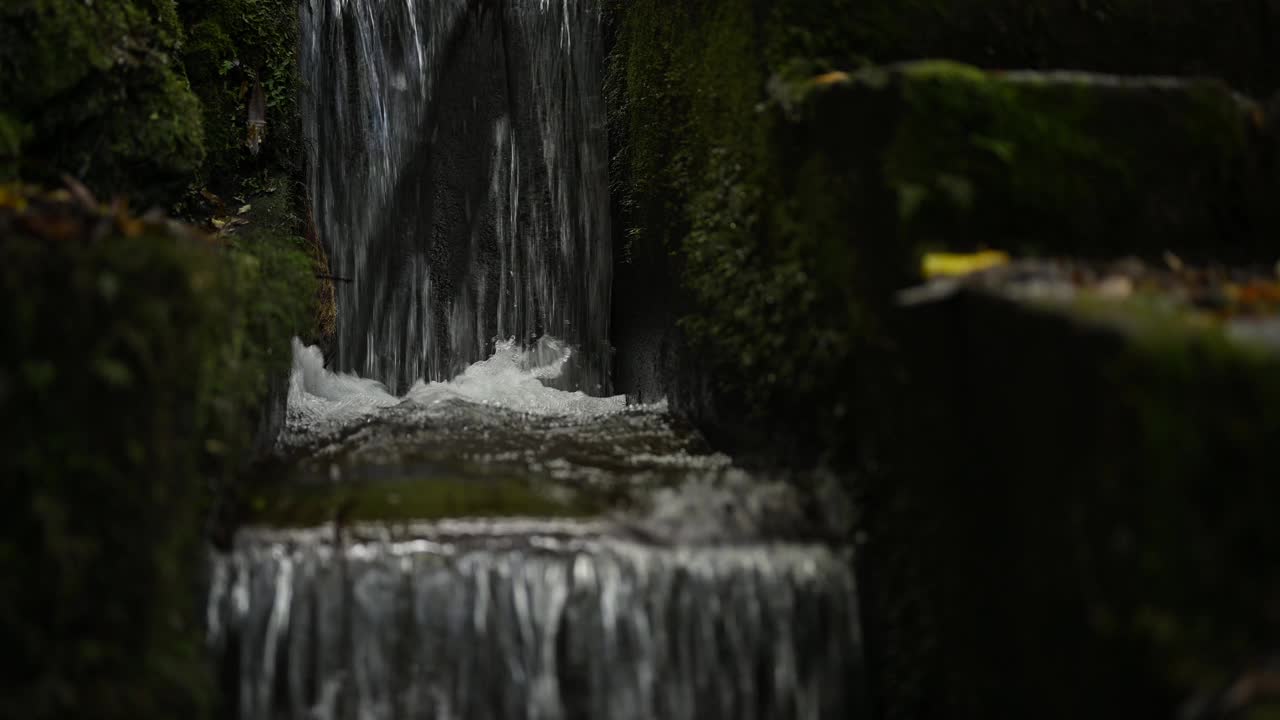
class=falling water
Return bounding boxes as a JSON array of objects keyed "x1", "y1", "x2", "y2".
[
  {"x1": 229, "y1": 2, "x2": 868, "y2": 717},
  {"x1": 302, "y1": 0, "x2": 612, "y2": 394},
  {"x1": 209, "y1": 523, "x2": 864, "y2": 720}
]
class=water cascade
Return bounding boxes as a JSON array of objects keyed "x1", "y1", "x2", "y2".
[
  {"x1": 302, "y1": 0, "x2": 612, "y2": 394},
  {"x1": 211, "y1": 1, "x2": 867, "y2": 717},
  {"x1": 210, "y1": 525, "x2": 863, "y2": 720}
]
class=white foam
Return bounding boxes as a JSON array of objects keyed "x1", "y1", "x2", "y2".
[
  {"x1": 402, "y1": 337, "x2": 625, "y2": 416},
  {"x1": 285, "y1": 337, "x2": 629, "y2": 446},
  {"x1": 286, "y1": 338, "x2": 398, "y2": 432}
]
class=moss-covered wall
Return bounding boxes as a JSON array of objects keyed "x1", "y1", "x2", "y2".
[
  {"x1": 0, "y1": 186, "x2": 315, "y2": 719},
  {"x1": 608, "y1": 0, "x2": 882, "y2": 453},
  {"x1": 0, "y1": 1, "x2": 319, "y2": 717}
]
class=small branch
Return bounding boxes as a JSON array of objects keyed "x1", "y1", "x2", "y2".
[{"x1": 315, "y1": 274, "x2": 353, "y2": 283}]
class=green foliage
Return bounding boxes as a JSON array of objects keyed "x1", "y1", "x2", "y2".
[
  {"x1": 243, "y1": 476, "x2": 604, "y2": 527},
  {"x1": 0, "y1": 0, "x2": 206, "y2": 204},
  {"x1": 0, "y1": 186, "x2": 315, "y2": 719},
  {"x1": 612, "y1": 7, "x2": 1280, "y2": 712},
  {"x1": 177, "y1": 0, "x2": 303, "y2": 192}
]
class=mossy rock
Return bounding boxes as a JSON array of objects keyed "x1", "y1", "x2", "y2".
[{"x1": 788, "y1": 62, "x2": 1273, "y2": 261}]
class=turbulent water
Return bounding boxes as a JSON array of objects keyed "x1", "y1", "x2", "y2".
[
  {"x1": 301, "y1": 0, "x2": 612, "y2": 394},
  {"x1": 210, "y1": 343, "x2": 867, "y2": 719}
]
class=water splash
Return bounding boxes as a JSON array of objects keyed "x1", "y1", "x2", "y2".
[{"x1": 285, "y1": 337, "x2": 625, "y2": 449}]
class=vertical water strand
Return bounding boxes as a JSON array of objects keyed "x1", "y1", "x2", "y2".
[
  {"x1": 504, "y1": 0, "x2": 612, "y2": 392},
  {"x1": 213, "y1": 531, "x2": 864, "y2": 719},
  {"x1": 302, "y1": 0, "x2": 613, "y2": 394}
]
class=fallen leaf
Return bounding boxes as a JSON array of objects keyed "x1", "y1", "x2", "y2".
[
  {"x1": 812, "y1": 71, "x2": 850, "y2": 86},
  {"x1": 922, "y1": 250, "x2": 1009, "y2": 279}
]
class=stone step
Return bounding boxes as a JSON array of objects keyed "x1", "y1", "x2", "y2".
[
  {"x1": 861, "y1": 256, "x2": 1280, "y2": 718},
  {"x1": 829, "y1": 0, "x2": 1280, "y2": 96}
]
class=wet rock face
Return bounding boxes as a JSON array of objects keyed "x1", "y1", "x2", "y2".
[{"x1": 304, "y1": 0, "x2": 612, "y2": 396}]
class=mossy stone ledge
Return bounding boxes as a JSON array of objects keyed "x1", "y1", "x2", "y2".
[
  {"x1": 861, "y1": 264, "x2": 1280, "y2": 718},
  {"x1": 786, "y1": 61, "x2": 1276, "y2": 262}
]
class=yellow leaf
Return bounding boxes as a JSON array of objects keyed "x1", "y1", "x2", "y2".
[
  {"x1": 812, "y1": 71, "x2": 850, "y2": 86},
  {"x1": 922, "y1": 250, "x2": 1009, "y2": 279}
]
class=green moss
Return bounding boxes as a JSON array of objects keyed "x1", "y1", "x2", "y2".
[
  {"x1": 243, "y1": 476, "x2": 604, "y2": 527},
  {"x1": 0, "y1": 1, "x2": 206, "y2": 204},
  {"x1": 0, "y1": 189, "x2": 226, "y2": 719},
  {"x1": 611, "y1": 0, "x2": 874, "y2": 433},
  {"x1": 827, "y1": 62, "x2": 1264, "y2": 260}
]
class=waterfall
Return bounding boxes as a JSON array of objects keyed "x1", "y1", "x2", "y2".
[
  {"x1": 210, "y1": 524, "x2": 865, "y2": 720},
  {"x1": 247, "y1": 4, "x2": 869, "y2": 719},
  {"x1": 302, "y1": 0, "x2": 612, "y2": 395}
]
